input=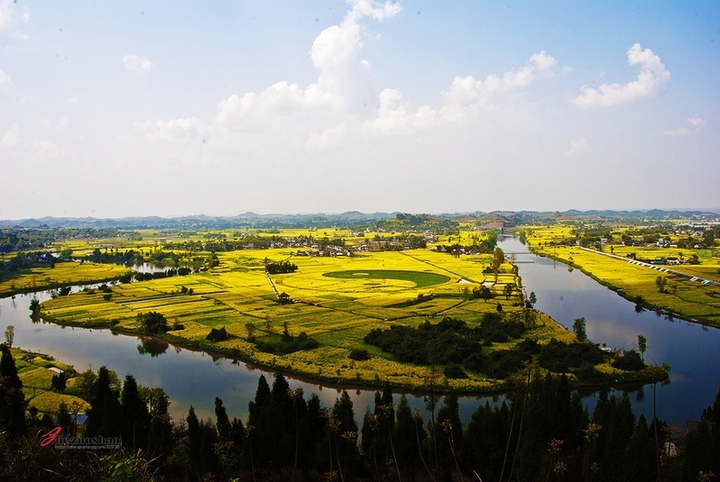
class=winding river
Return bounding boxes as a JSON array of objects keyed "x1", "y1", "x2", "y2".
[{"x1": 0, "y1": 238, "x2": 718, "y2": 427}]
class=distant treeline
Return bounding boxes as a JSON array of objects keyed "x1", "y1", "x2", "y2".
[
  {"x1": 1, "y1": 343, "x2": 718, "y2": 481},
  {"x1": 0, "y1": 227, "x2": 136, "y2": 252}
]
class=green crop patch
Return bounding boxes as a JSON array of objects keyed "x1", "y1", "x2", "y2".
[{"x1": 322, "y1": 270, "x2": 451, "y2": 288}]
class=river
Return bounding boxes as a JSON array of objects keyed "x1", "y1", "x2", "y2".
[
  {"x1": 0, "y1": 239, "x2": 718, "y2": 427},
  {"x1": 498, "y1": 236, "x2": 720, "y2": 427}
]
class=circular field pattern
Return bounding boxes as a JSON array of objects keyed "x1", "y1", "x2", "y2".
[{"x1": 322, "y1": 269, "x2": 451, "y2": 288}]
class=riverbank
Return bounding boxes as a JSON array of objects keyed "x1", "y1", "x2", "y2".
[
  {"x1": 38, "y1": 304, "x2": 668, "y2": 394},
  {"x1": 525, "y1": 242, "x2": 720, "y2": 329},
  {"x1": 6, "y1": 345, "x2": 90, "y2": 416},
  {"x1": 0, "y1": 261, "x2": 133, "y2": 298}
]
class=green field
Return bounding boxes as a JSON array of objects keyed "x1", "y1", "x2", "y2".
[
  {"x1": 322, "y1": 269, "x2": 451, "y2": 288},
  {"x1": 34, "y1": 231, "x2": 664, "y2": 392}
]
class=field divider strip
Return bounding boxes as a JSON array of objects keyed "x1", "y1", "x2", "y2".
[
  {"x1": 398, "y1": 251, "x2": 479, "y2": 284},
  {"x1": 578, "y1": 247, "x2": 720, "y2": 287}
]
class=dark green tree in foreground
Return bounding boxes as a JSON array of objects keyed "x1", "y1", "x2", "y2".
[
  {"x1": 84, "y1": 366, "x2": 123, "y2": 438},
  {"x1": 121, "y1": 374, "x2": 150, "y2": 450},
  {"x1": 0, "y1": 343, "x2": 27, "y2": 437}
]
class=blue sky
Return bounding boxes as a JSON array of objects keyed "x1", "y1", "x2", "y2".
[{"x1": 1, "y1": 0, "x2": 718, "y2": 218}]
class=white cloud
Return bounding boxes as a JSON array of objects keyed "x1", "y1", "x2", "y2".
[
  {"x1": 138, "y1": 117, "x2": 206, "y2": 143},
  {"x1": 152, "y1": 0, "x2": 401, "y2": 147},
  {"x1": 565, "y1": 138, "x2": 588, "y2": 156},
  {"x1": 663, "y1": 114, "x2": 706, "y2": 136},
  {"x1": 0, "y1": 123, "x2": 18, "y2": 147},
  {"x1": 0, "y1": 68, "x2": 10, "y2": 90},
  {"x1": 41, "y1": 117, "x2": 70, "y2": 131},
  {"x1": 67, "y1": 95, "x2": 78, "y2": 104},
  {"x1": 123, "y1": 54, "x2": 154, "y2": 72},
  {"x1": 20, "y1": 95, "x2": 33, "y2": 103},
  {"x1": 305, "y1": 122, "x2": 347, "y2": 151},
  {"x1": 31, "y1": 140, "x2": 66, "y2": 161},
  {"x1": 688, "y1": 114, "x2": 705, "y2": 128},
  {"x1": 0, "y1": 0, "x2": 29, "y2": 32},
  {"x1": 440, "y1": 51, "x2": 558, "y2": 120},
  {"x1": 141, "y1": 0, "x2": 555, "y2": 158},
  {"x1": 572, "y1": 44, "x2": 670, "y2": 108},
  {"x1": 663, "y1": 127, "x2": 689, "y2": 136}
]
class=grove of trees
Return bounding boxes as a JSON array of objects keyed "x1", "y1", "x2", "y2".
[{"x1": 1, "y1": 343, "x2": 719, "y2": 481}]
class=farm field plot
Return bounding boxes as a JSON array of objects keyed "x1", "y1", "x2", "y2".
[
  {"x1": 525, "y1": 227, "x2": 720, "y2": 327},
  {"x1": 0, "y1": 261, "x2": 132, "y2": 297},
  {"x1": 9, "y1": 347, "x2": 91, "y2": 417},
  {"x1": 40, "y1": 243, "x2": 651, "y2": 391}
]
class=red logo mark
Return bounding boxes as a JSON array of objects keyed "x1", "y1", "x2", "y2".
[{"x1": 40, "y1": 426, "x2": 63, "y2": 447}]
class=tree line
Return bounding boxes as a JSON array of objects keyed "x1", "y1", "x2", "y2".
[{"x1": 1, "y1": 342, "x2": 719, "y2": 481}]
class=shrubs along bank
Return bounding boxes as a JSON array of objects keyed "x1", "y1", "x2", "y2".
[{"x1": 1, "y1": 347, "x2": 718, "y2": 482}]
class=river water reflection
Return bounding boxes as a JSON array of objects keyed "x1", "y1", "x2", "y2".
[
  {"x1": 498, "y1": 236, "x2": 720, "y2": 427},
  {"x1": 1, "y1": 239, "x2": 718, "y2": 427}
]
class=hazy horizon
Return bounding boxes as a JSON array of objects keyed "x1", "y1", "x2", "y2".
[{"x1": 2, "y1": 0, "x2": 718, "y2": 219}]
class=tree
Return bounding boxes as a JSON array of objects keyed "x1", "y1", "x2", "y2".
[
  {"x1": 56, "y1": 401, "x2": 73, "y2": 435},
  {"x1": 528, "y1": 292, "x2": 537, "y2": 307},
  {"x1": 573, "y1": 317, "x2": 587, "y2": 342},
  {"x1": 493, "y1": 247, "x2": 505, "y2": 270},
  {"x1": 187, "y1": 406, "x2": 202, "y2": 469},
  {"x1": 393, "y1": 395, "x2": 422, "y2": 480},
  {"x1": 4, "y1": 325, "x2": 13, "y2": 347},
  {"x1": 638, "y1": 334, "x2": 647, "y2": 362},
  {"x1": 145, "y1": 387, "x2": 173, "y2": 459},
  {"x1": 138, "y1": 311, "x2": 169, "y2": 334},
  {"x1": 656, "y1": 275, "x2": 668, "y2": 293},
  {"x1": 0, "y1": 343, "x2": 27, "y2": 437},
  {"x1": 503, "y1": 283, "x2": 514, "y2": 299},
  {"x1": 332, "y1": 390, "x2": 359, "y2": 477},
  {"x1": 84, "y1": 366, "x2": 123, "y2": 438},
  {"x1": 121, "y1": 374, "x2": 150, "y2": 450}
]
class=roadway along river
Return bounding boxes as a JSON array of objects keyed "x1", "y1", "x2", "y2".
[{"x1": 0, "y1": 239, "x2": 718, "y2": 427}]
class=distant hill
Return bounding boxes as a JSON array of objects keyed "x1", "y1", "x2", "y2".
[{"x1": 0, "y1": 209, "x2": 717, "y2": 229}]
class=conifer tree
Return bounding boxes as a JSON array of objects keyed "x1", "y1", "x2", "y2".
[
  {"x1": 0, "y1": 343, "x2": 26, "y2": 437},
  {"x1": 121, "y1": 374, "x2": 150, "y2": 450},
  {"x1": 84, "y1": 366, "x2": 123, "y2": 438}
]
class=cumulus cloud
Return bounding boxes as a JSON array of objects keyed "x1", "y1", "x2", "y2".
[
  {"x1": 572, "y1": 44, "x2": 670, "y2": 108},
  {"x1": 663, "y1": 114, "x2": 706, "y2": 136},
  {"x1": 147, "y1": 0, "x2": 401, "y2": 147},
  {"x1": 440, "y1": 51, "x2": 558, "y2": 120},
  {"x1": 138, "y1": 117, "x2": 206, "y2": 143},
  {"x1": 123, "y1": 54, "x2": 154, "y2": 72},
  {"x1": 565, "y1": 138, "x2": 588, "y2": 156},
  {"x1": 141, "y1": 0, "x2": 556, "y2": 154},
  {"x1": 0, "y1": 68, "x2": 10, "y2": 90},
  {"x1": 1, "y1": 123, "x2": 18, "y2": 147},
  {"x1": 356, "y1": 51, "x2": 559, "y2": 139},
  {"x1": 0, "y1": 0, "x2": 30, "y2": 32}
]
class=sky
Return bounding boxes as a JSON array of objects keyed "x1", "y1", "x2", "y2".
[{"x1": 1, "y1": 0, "x2": 719, "y2": 219}]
